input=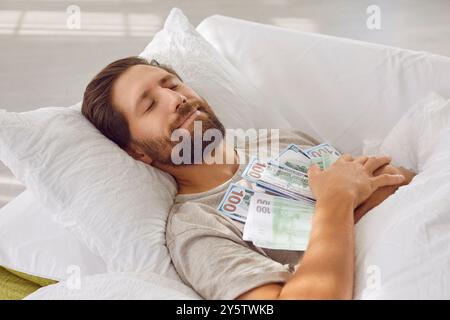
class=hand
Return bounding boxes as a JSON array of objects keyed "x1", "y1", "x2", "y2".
[
  {"x1": 354, "y1": 164, "x2": 416, "y2": 223},
  {"x1": 308, "y1": 154, "x2": 406, "y2": 210},
  {"x1": 373, "y1": 164, "x2": 416, "y2": 185}
]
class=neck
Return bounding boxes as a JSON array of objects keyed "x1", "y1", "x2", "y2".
[{"x1": 153, "y1": 141, "x2": 240, "y2": 194}]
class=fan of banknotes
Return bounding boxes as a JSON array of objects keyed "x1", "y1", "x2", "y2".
[{"x1": 217, "y1": 143, "x2": 341, "y2": 251}]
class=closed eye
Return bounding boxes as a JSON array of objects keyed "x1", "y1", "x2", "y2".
[{"x1": 146, "y1": 101, "x2": 155, "y2": 113}]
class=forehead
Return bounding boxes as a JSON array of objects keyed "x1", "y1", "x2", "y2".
[
  {"x1": 113, "y1": 64, "x2": 170, "y2": 96},
  {"x1": 111, "y1": 64, "x2": 171, "y2": 113}
]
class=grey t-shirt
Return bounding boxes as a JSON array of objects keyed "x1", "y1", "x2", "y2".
[{"x1": 166, "y1": 129, "x2": 320, "y2": 300}]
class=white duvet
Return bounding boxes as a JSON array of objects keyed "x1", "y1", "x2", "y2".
[
  {"x1": 354, "y1": 94, "x2": 450, "y2": 299},
  {"x1": 354, "y1": 130, "x2": 450, "y2": 299}
]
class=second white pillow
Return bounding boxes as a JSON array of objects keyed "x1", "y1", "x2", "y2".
[{"x1": 0, "y1": 105, "x2": 178, "y2": 278}]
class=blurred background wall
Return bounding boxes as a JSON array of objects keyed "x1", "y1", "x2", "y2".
[{"x1": 1, "y1": 0, "x2": 449, "y2": 112}]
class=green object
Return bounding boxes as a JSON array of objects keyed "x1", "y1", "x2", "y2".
[
  {"x1": 0, "y1": 266, "x2": 57, "y2": 300},
  {"x1": 246, "y1": 193, "x2": 314, "y2": 251},
  {"x1": 310, "y1": 153, "x2": 335, "y2": 170}
]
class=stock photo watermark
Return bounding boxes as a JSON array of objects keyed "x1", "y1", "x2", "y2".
[
  {"x1": 366, "y1": 5, "x2": 381, "y2": 30},
  {"x1": 170, "y1": 122, "x2": 280, "y2": 165},
  {"x1": 366, "y1": 264, "x2": 382, "y2": 292},
  {"x1": 66, "y1": 5, "x2": 81, "y2": 30},
  {"x1": 66, "y1": 265, "x2": 82, "y2": 290}
]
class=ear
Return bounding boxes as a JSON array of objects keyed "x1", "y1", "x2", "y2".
[{"x1": 126, "y1": 143, "x2": 153, "y2": 166}]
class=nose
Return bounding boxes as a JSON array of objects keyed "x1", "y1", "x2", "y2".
[
  {"x1": 175, "y1": 93, "x2": 187, "y2": 112},
  {"x1": 158, "y1": 87, "x2": 187, "y2": 113}
]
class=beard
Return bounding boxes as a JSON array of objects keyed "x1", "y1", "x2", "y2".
[{"x1": 134, "y1": 97, "x2": 225, "y2": 166}]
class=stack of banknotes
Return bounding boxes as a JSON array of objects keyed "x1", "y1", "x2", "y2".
[{"x1": 217, "y1": 143, "x2": 341, "y2": 251}]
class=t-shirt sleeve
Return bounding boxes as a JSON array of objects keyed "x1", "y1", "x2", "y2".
[{"x1": 166, "y1": 204, "x2": 293, "y2": 300}]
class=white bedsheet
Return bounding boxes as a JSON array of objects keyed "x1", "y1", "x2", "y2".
[{"x1": 25, "y1": 272, "x2": 201, "y2": 300}]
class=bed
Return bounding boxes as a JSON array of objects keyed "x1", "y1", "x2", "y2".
[{"x1": 1, "y1": 8, "x2": 450, "y2": 299}]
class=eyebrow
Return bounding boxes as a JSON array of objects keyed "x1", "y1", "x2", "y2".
[{"x1": 134, "y1": 74, "x2": 176, "y2": 114}]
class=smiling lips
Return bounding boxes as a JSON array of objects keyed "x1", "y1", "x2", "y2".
[{"x1": 178, "y1": 109, "x2": 201, "y2": 129}]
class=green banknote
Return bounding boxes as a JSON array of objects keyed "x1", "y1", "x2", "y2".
[
  {"x1": 303, "y1": 142, "x2": 342, "y2": 162},
  {"x1": 243, "y1": 192, "x2": 315, "y2": 251},
  {"x1": 217, "y1": 183, "x2": 255, "y2": 223},
  {"x1": 218, "y1": 142, "x2": 343, "y2": 251},
  {"x1": 272, "y1": 143, "x2": 338, "y2": 174},
  {"x1": 270, "y1": 144, "x2": 311, "y2": 174},
  {"x1": 310, "y1": 152, "x2": 335, "y2": 170},
  {"x1": 242, "y1": 157, "x2": 315, "y2": 201}
]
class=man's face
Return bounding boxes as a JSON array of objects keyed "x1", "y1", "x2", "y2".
[{"x1": 111, "y1": 64, "x2": 224, "y2": 165}]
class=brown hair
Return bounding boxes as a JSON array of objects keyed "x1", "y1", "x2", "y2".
[{"x1": 81, "y1": 56, "x2": 182, "y2": 150}]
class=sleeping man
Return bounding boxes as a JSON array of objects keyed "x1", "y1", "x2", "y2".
[{"x1": 81, "y1": 56, "x2": 415, "y2": 300}]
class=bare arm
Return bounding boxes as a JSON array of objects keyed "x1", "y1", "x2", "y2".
[
  {"x1": 238, "y1": 192, "x2": 355, "y2": 300},
  {"x1": 278, "y1": 192, "x2": 355, "y2": 299},
  {"x1": 237, "y1": 155, "x2": 405, "y2": 300}
]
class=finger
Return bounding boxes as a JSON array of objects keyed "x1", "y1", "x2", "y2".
[
  {"x1": 364, "y1": 156, "x2": 392, "y2": 174},
  {"x1": 307, "y1": 163, "x2": 321, "y2": 176},
  {"x1": 371, "y1": 174, "x2": 405, "y2": 189},
  {"x1": 338, "y1": 153, "x2": 353, "y2": 162},
  {"x1": 373, "y1": 163, "x2": 390, "y2": 176},
  {"x1": 354, "y1": 206, "x2": 366, "y2": 224},
  {"x1": 354, "y1": 155, "x2": 369, "y2": 165}
]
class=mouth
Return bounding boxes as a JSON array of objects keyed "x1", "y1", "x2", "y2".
[{"x1": 178, "y1": 108, "x2": 201, "y2": 129}]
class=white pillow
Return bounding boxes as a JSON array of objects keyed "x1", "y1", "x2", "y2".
[
  {"x1": 375, "y1": 92, "x2": 450, "y2": 172},
  {"x1": 355, "y1": 126, "x2": 450, "y2": 299},
  {"x1": 0, "y1": 190, "x2": 107, "y2": 280},
  {"x1": 0, "y1": 105, "x2": 178, "y2": 278}
]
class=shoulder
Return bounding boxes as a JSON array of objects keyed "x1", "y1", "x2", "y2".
[
  {"x1": 166, "y1": 201, "x2": 240, "y2": 244},
  {"x1": 277, "y1": 129, "x2": 321, "y2": 149}
]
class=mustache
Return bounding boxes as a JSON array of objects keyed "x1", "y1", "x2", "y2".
[
  {"x1": 178, "y1": 100, "x2": 207, "y2": 115},
  {"x1": 171, "y1": 99, "x2": 209, "y2": 130}
]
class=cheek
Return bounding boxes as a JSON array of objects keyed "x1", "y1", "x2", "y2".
[
  {"x1": 134, "y1": 115, "x2": 171, "y2": 142},
  {"x1": 130, "y1": 117, "x2": 156, "y2": 142}
]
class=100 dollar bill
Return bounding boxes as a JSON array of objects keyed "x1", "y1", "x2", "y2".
[
  {"x1": 272, "y1": 144, "x2": 337, "y2": 173},
  {"x1": 304, "y1": 143, "x2": 341, "y2": 162},
  {"x1": 217, "y1": 183, "x2": 255, "y2": 223},
  {"x1": 270, "y1": 144, "x2": 311, "y2": 174},
  {"x1": 244, "y1": 192, "x2": 315, "y2": 251},
  {"x1": 242, "y1": 157, "x2": 315, "y2": 201}
]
